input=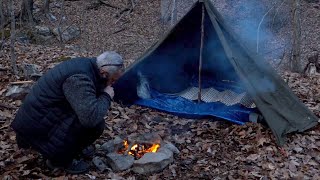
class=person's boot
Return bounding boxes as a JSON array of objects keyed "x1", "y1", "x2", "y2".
[
  {"x1": 46, "y1": 159, "x2": 90, "y2": 174},
  {"x1": 81, "y1": 145, "x2": 95, "y2": 158}
]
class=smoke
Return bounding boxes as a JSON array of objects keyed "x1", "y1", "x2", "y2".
[
  {"x1": 210, "y1": 0, "x2": 290, "y2": 59},
  {"x1": 137, "y1": 71, "x2": 151, "y2": 99}
]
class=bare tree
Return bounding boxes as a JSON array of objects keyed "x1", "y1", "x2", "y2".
[
  {"x1": 9, "y1": 0, "x2": 17, "y2": 75},
  {"x1": 291, "y1": 0, "x2": 302, "y2": 72},
  {"x1": 161, "y1": 0, "x2": 177, "y2": 26},
  {"x1": 0, "y1": 0, "x2": 5, "y2": 51},
  {"x1": 170, "y1": 0, "x2": 177, "y2": 27},
  {"x1": 56, "y1": 0, "x2": 66, "y2": 48},
  {"x1": 43, "y1": 0, "x2": 50, "y2": 14},
  {"x1": 21, "y1": 0, "x2": 34, "y2": 25}
]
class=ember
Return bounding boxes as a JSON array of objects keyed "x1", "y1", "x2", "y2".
[{"x1": 118, "y1": 140, "x2": 161, "y2": 159}]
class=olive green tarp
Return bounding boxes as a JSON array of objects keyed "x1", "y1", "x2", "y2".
[{"x1": 114, "y1": 0, "x2": 318, "y2": 145}]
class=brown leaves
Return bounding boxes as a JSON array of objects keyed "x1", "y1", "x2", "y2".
[
  {"x1": 282, "y1": 71, "x2": 320, "y2": 117},
  {"x1": 246, "y1": 154, "x2": 260, "y2": 161}
]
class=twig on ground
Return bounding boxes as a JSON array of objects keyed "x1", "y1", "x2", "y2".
[
  {"x1": 110, "y1": 27, "x2": 126, "y2": 35},
  {"x1": 115, "y1": 0, "x2": 135, "y2": 18},
  {"x1": 98, "y1": 0, "x2": 120, "y2": 9},
  {"x1": 10, "y1": 80, "x2": 33, "y2": 85}
]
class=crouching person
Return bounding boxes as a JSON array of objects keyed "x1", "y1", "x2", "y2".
[{"x1": 11, "y1": 51, "x2": 124, "y2": 174}]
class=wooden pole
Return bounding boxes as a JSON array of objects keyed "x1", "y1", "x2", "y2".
[{"x1": 198, "y1": 3, "x2": 204, "y2": 103}]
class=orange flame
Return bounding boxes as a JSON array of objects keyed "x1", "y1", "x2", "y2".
[{"x1": 119, "y1": 140, "x2": 160, "y2": 159}]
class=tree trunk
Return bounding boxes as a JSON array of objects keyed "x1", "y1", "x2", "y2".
[
  {"x1": 43, "y1": 0, "x2": 50, "y2": 14},
  {"x1": 0, "y1": 0, "x2": 5, "y2": 50},
  {"x1": 170, "y1": 0, "x2": 177, "y2": 27},
  {"x1": 10, "y1": 0, "x2": 17, "y2": 75},
  {"x1": 21, "y1": 0, "x2": 34, "y2": 25},
  {"x1": 161, "y1": 0, "x2": 171, "y2": 23},
  {"x1": 291, "y1": 0, "x2": 302, "y2": 73}
]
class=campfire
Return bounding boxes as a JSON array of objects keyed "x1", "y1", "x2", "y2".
[
  {"x1": 102, "y1": 133, "x2": 179, "y2": 174},
  {"x1": 118, "y1": 140, "x2": 161, "y2": 159}
]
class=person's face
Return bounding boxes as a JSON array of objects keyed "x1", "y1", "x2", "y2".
[
  {"x1": 108, "y1": 68, "x2": 124, "y2": 85},
  {"x1": 100, "y1": 68, "x2": 109, "y2": 79},
  {"x1": 100, "y1": 66, "x2": 124, "y2": 85}
]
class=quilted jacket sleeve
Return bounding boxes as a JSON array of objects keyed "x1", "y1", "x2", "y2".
[{"x1": 62, "y1": 74, "x2": 112, "y2": 128}]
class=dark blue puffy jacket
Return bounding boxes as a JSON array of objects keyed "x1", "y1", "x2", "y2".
[{"x1": 11, "y1": 57, "x2": 109, "y2": 157}]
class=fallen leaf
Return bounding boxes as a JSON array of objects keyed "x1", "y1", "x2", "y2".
[
  {"x1": 22, "y1": 170, "x2": 31, "y2": 176},
  {"x1": 169, "y1": 164, "x2": 177, "y2": 177},
  {"x1": 288, "y1": 163, "x2": 297, "y2": 172},
  {"x1": 246, "y1": 154, "x2": 260, "y2": 161},
  {"x1": 257, "y1": 137, "x2": 267, "y2": 146}
]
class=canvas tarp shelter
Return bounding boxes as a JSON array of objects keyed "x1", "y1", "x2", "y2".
[{"x1": 113, "y1": 0, "x2": 318, "y2": 145}]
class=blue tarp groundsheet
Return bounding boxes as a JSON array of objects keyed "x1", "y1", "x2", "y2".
[
  {"x1": 134, "y1": 79, "x2": 257, "y2": 124},
  {"x1": 135, "y1": 89, "x2": 257, "y2": 124}
]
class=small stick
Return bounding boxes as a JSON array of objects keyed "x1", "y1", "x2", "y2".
[{"x1": 10, "y1": 80, "x2": 33, "y2": 85}]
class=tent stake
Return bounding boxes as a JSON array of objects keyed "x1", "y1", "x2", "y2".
[{"x1": 198, "y1": 3, "x2": 205, "y2": 103}]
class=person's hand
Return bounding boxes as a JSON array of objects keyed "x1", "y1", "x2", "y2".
[{"x1": 104, "y1": 86, "x2": 114, "y2": 99}]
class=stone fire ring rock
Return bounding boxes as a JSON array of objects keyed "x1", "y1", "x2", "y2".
[
  {"x1": 132, "y1": 147, "x2": 174, "y2": 174},
  {"x1": 106, "y1": 153, "x2": 135, "y2": 171}
]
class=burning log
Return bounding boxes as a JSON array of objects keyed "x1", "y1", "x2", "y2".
[{"x1": 118, "y1": 133, "x2": 161, "y2": 160}]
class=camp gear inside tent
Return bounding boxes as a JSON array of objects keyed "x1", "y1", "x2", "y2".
[{"x1": 113, "y1": 0, "x2": 318, "y2": 145}]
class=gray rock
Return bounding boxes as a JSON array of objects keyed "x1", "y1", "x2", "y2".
[
  {"x1": 132, "y1": 147, "x2": 173, "y2": 174},
  {"x1": 105, "y1": 153, "x2": 134, "y2": 171},
  {"x1": 34, "y1": 26, "x2": 51, "y2": 36},
  {"x1": 22, "y1": 63, "x2": 42, "y2": 80},
  {"x1": 16, "y1": 34, "x2": 31, "y2": 43},
  {"x1": 32, "y1": 34, "x2": 54, "y2": 45},
  {"x1": 162, "y1": 142, "x2": 180, "y2": 154},
  {"x1": 101, "y1": 140, "x2": 115, "y2": 153},
  {"x1": 101, "y1": 136, "x2": 124, "y2": 153},
  {"x1": 92, "y1": 157, "x2": 107, "y2": 172},
  {"x1": 113, "y1": 136, "x2": 123, "y2": 146},
  {"x1": 5, "y1": 85, "x2": 32, "y2": 100},
  {"x1": 53, "y1": 25, "x2": 81, "y2": 42}
]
